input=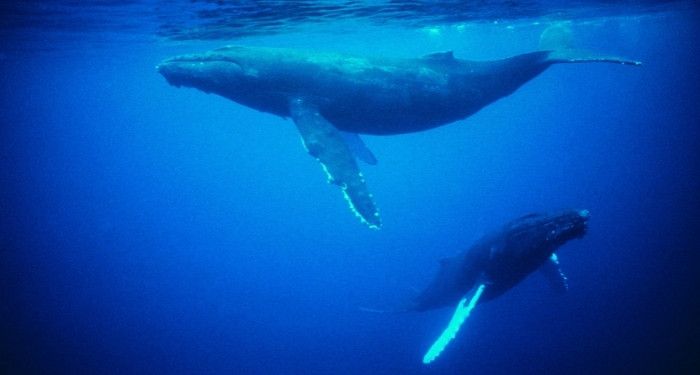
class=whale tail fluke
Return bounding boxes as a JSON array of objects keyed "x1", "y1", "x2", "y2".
[
  {"x1": 539, "y1": 23, "x2": 641, "y2": 66},
  {"x1": 546, "y1": 49, "x2": 642, "y2": 66}
]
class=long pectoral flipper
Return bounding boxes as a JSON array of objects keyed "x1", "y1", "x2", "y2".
[
  {"x1": 289, "y1": 98, "x2": 381, "y2": 229},
  {"x1": 540, "y1": 253, "x2": 569, "y2": 293},
  {"x1": 422, "y1": 284, "x2": 486, "y2": 364}
]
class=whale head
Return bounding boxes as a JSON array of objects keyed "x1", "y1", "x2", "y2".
[
  {"x1": 157, "y1": 45, "x2": 295, "y2": 115},
  {"x1": 506, "y1": 209, "x2": 590, "y2": 252},
  {"x1": 157, "y1": 47, "x2": 251, "y2": 92},
  {"x1": 551, "y1": 208, "x2": 590, "y2": 241}
]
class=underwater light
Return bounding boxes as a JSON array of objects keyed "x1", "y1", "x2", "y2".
[{"x1": 422, "y1": 284, "x2": 486, "y2": 364}]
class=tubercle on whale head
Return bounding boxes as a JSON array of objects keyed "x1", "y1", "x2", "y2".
[
  {"x1": 578, "y1": 208, "x2": 591, "y2": 222},
  {"x1": 550, "y1": 208, "x2": 590, "y2": 242},
  {"x1": 507, "y1": 208, "x2": 590, "y2": 247},
  {"x1": 574, "y1": 208, "x2": 590, "y2": 236}
]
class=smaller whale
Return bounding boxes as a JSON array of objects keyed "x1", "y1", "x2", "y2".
[{"x1": 412, "y1": 209, "x2": 589, "y2": 364}]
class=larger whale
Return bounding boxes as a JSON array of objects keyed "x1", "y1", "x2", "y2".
[{"x1": 157, "y1": 46, "x2": 638, "y2": 228}]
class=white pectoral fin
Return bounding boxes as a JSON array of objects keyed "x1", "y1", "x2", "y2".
[
  {"x1": 422, "y1": 284, "x2": 486, "y2": 365},
  {"x1": 289, "y1": 98, "x2": 381, "y2": 229},
  {"x1": 540, "y1": 253, "x2": 569, "y2": 293}
]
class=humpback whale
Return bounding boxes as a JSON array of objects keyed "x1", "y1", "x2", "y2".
[
  {"x1": 157, "y1": 45, "x2": 638, "y2": 228},
  {"x1": 411, "y1": 209, "x2": 590, "y2": 363}
]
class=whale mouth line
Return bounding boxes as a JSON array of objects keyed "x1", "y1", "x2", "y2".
[
  {"x1": 156, "y1": 57, "x2": 243, "y2": 77},
  {"x1": 160, "y1": 54, "x2": 242, "y2": 65}
]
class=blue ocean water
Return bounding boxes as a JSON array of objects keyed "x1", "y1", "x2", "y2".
[{"x1": 1, "y1": 1, "x2": 698, "y2": 374}]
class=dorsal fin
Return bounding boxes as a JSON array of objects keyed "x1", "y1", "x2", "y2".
[{"x1": 422, "y1": 51, "x2": 455, "y2": 61}]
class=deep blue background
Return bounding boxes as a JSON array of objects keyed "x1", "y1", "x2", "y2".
[{"x1": 1, "y1": 6, "x2": 698, "y2": 375}]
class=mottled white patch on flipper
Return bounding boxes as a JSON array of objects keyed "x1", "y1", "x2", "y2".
[
  {"x1": 423, "y1": 284, "x2": 486, "y2": 364},
  {"x1": 540, "y1": 253, "x2": 569, "y2": 293},
  {"x1": 290, "y1": 98, "x2": 381, "y2": 229}
]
